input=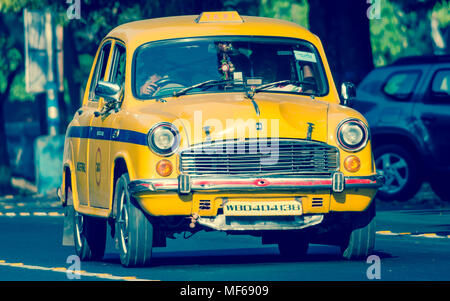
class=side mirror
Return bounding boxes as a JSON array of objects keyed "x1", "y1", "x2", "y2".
[
  {"x1": 95, "y1": 81, "x2": 121, "y2": 103},
  {"x1": 340, "y1": 82, "x2": 356, "y2": 106}
]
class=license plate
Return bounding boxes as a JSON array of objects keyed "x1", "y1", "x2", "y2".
[{"x1": 223, "y1": 200, "x2": 302, "y2": 216}]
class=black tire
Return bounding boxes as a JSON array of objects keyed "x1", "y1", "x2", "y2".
[
  {"x1": 374, "y1": 144, "x2": 422, "y2": 201},
  {"x1": 73, "y1": 200, "x2": 107, "y2": 261},
  {"x1": 430, "y1": 175, "x2": 450, "y2": 202},
  {"x1": 114, "y1": 173, "x2": 154, "y2": 267},
  {"x1": 277, "y1": 232, "x2": 309, "y2": 260},
  {"x1": 340, "y1": 217, "x2": 375, "y2": 260}
]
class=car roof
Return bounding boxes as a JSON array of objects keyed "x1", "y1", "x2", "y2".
[
  {"x1": 391, "y1": 55, "x2": 450, "y2": 66},
  {"x1": 106, "y1": 15, "x2": 318, "y2": 50}
]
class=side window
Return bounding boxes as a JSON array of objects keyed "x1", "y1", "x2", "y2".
[
  {"x1": 382, "y1": 71, "x2": 420, "y2": 101},
  {"x1": 89, "y1": 42, "x2": 112, "y2": 102},
  {"x1": 109, "y1": 43, "x2": 126, "y2": 87},
  {"x1": 431, "y1": 69, "x2": 450, "y2": 104}
]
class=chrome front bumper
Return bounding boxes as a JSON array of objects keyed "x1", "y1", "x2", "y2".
[{"x1": 128, "y1": 172, "x2": 385, "y2": 196}]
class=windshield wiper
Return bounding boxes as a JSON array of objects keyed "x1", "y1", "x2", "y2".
[
  {"x1": 247, "y1": 80, "x2": 317, "y2": 99},
  {"x1": 173, "y1": 79, "x2": 233, "y2": 97}
]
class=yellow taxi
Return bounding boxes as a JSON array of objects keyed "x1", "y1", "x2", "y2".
[{"x1": 60, "y1": 11, "x2": 384, "y2": 267}]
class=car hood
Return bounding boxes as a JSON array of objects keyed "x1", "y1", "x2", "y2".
[{"x1": 133, "y1": 92, "x2": 329, "y2": 146}]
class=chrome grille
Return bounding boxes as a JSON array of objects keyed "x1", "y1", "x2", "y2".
[{"x1": 179, "y1": 139, "x2": 339, "y2": 176}]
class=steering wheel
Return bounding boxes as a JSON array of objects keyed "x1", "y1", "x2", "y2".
[
  {"x1": 301, "y1": 76, "x2": 317, "y2": 93},
  {"x1": 152, "y1": 77, "x2": 185, "y2": 97},
  {"x1": 153, "y1": 77, "x2": 174, "y2": 87}
]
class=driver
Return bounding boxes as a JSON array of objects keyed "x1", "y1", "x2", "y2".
[{"x1": 140, "y1": 73, "x2": 167, "y2": 96}]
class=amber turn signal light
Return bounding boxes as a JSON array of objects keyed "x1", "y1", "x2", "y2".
[
  {"x1": 344, "y1": 155, "x2": 361, "y2": 173},
  {"x1": 156, "y1": 159, "x2": 173, "y2": 177}
]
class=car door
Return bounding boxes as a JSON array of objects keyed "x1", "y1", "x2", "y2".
[
  {"x1": 413, "y1": 65, "x2": 450, "y2": 166},
  {"x1": 73, "y1": 41, "x2": 112, "y2": 207},
  {"x1": 88, "y1": 41, "x2": 126, "y2": 209}
]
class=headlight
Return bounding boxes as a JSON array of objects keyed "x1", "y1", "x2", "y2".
[
  {"x1": 147, "y1": 122, "x2": 180, "y2": 156},
  {"x1": 336, "y1": 119, "x2": 369, "y2": 152}
]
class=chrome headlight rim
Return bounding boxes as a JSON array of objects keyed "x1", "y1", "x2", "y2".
[
  {"x1": 147, "y1": 122, "x2": 180, "y2": 156},
  {"x1": 336, "y1": 118, "x2": 369, "y2": 152}
]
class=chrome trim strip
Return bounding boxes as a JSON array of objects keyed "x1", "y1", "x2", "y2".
[{"x1": 128, "y1": 173, "x2": 384, "y2": 195}]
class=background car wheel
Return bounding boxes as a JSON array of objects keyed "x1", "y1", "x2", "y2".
[
  {"x1": 374, "y1": 144, "x2": 422, "y2": 201},
  {"x1": 115, "y1": 173, "x2": 154, "y2": 267},
  {"x1": 340, "y1": 217, "x2": 375, "y2": 260},
  {"x1": 277, "y1": 233, "x2": 309, "y2": 260},
  {"x1": 73, "y1": 209, "x2": 107, "y2": 261}
]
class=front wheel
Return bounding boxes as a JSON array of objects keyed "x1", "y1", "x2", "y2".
[
  {"x1": 340, "y1": 217, "x2": 375, "y2": 260},
  {"x1": 115, "y1": 173, "x2": 154, "y2": 267}
]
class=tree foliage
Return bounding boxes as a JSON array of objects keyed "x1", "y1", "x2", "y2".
[{"x1": 0, "y1": 0, "x2": 448, "y2": 194}]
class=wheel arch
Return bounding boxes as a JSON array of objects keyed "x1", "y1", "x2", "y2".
[
  {"x1": 62, "y1": 162, "x2": 75, "y2": 207},
  {"x1": 371, "y1": 130, "x2": 424, "y2": 172},
  {"x1": 110, "y1": 155, "x2": 130, "y2": 218}
]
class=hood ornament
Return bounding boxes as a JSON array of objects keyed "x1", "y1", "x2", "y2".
[
  {"x1": 245, "y1": 88, "x2": 260, "y2": 117},
  {"x1": 203, "y1": 126, "x2": 212, "y2": 142},
  {"x1": 307, "y1": 122, "x2": 315, "y2": 140}
]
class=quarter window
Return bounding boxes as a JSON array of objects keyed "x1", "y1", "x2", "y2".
[
  {"x1": 110, "y1": 43, "x2": 126, "y2": 87},
  {"x1": 431, "y1": 69, "x2": 450, "y2": 103},
  {"x1": 89, "y1": 42, "x2": 112, "y2": 102}
]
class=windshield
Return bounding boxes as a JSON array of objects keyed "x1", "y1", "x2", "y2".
[{"x1": 133, "y1": 37, "x2": 328, "y2": 99}]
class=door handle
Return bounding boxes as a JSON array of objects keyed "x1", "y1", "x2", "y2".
[{"x1": 421, "y1": 114, "x2": 437, "y2": 125}]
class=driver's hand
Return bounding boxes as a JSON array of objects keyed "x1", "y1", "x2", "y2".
[
  {"x1": 140, "y1": 81, "x2": 159, "y2": 95},
  {"x1": 140, "y1": 74, "x2": 162, "y2": 96}
]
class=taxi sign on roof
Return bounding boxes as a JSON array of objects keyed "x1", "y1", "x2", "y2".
[{"x1": 195, "y1": 11, "x2": 243, "y2": 23}]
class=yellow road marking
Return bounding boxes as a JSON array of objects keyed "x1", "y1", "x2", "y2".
[
  {"x1": 48, "y1": 212, "x2": 63, "y2": 216},
  {"x1": 0, "y1": 260, "x2": 157, "y2": 281},
  {"x1": 33, "y1": 212, "x2": 47, "y2": 216},
  {"x1": 377, "y1": 231, "x2": 448, "y2": 239}
]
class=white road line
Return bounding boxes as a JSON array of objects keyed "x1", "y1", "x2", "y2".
[{"x1": 0, "y1": 211, "x2": 64, "y2": 217}]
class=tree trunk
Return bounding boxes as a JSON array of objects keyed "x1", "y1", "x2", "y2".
[
  {"x1": 308, "y1": 0, "x2": 374, "y2": 86},
  {"x1": 63, "y1": 25, "x2": 82, "y2": 118},
  {"x1": 0, "y1": 97, "x2": 12, "y2": 195}
]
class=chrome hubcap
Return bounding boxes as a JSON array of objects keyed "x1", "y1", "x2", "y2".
[
  {"x1": 376, "y1": 153, "x2": 409, "y2": 194},
  {"x1": 117, "y1": 192, "x2": 129, "y2": 255},
  {"x1": 74, "y1": 212, "x2": 84, "y2": 247}
]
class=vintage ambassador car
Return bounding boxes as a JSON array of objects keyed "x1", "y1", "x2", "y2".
[{"x1": 60, "y1": 12, "x2": 384, "y2": 267}]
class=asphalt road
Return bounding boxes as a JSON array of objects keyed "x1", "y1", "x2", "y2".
[{"x1": 0, "y1": 198, "x2": 450, "y2": 282}]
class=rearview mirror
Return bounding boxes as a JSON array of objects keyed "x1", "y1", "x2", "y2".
[
  {"x1": 95, "y1": 81, "x2": 121, "y2": 103},
  {"x1": 340, "y1": 82, "x2": 356, "y2": 106}
]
